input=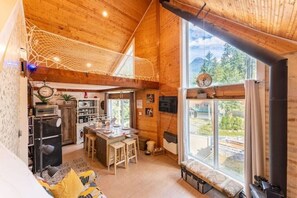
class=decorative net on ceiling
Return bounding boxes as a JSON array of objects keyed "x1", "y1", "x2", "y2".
[{"x1": 26, "y1": 21, "x2": 156, "y2": 81}]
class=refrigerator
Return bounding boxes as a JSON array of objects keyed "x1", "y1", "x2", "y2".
[{"x1": 33, "y1": 116, "x2": 62, "y2": 173}]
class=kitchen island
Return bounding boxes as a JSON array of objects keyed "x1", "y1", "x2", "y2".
[{"x1": 84, "y1": 125, "x2": 138, "y2": 166}]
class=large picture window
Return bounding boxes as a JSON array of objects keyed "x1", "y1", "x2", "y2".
[
  {"x1": 187, "y1": 99, "x2": 245, "y2": 182},
  {"x1": 187, "y1": 22, "x2": 256, "y2": 88}
]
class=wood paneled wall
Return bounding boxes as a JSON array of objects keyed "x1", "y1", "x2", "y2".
[
  {"x1": 134, "y1": 2, "x2": 181, "y2": 147},
  {"x1": 264, "y1": 52, "x2": 297, "y2": 197},
  {"x1": 136, "y1": 89, "x2": 159, "y2": 143},
  {"x1": 158, "y1": 6, "x2": 181, "y2": 146},
  {"x1": 135, "y1": 0, "x2": 159, "y2": 80}
]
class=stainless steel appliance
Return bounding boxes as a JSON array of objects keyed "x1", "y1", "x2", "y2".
[
  {"x1": 33, "y1": 116, "x2": 62, "y2": 173},
  {"x1": 35, "y1": 105, "x2": 58, "y2": 117}
]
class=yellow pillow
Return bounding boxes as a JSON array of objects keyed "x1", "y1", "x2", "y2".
[{"x1": 50, "y1": 169, "x2": 84, "y2": 198}]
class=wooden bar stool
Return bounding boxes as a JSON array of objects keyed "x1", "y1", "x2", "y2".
[
  {"x1": 122, "y1": 138, "x2": 137, "y2": 165},
  {"x1": 85, "y1": 133, "x2": 92, "y2": 152},
  {"x1": 130, "y1": 134, "x2": 140, "y2": 154},
  {"x1": 108, "y1": 142, "x2": 126, "y2": 175},
  {"x1": 88, "y1": 135, "x2": 97, "y2": 161}
]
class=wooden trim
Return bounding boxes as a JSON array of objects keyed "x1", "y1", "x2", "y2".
[
  {"x1": 186, "y1": 84, "x2": 245, "y2": 99},
  {"x1": 30, "y1": 67, "x2": 159, "y2": 89},
  {"x1": 108, "y1": 93, "x2": 131, "y2": 99},
  {"x1": 33, "y1": 87, "x2": 102, "y2": 93}
]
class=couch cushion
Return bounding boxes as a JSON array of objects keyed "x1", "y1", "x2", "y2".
[
  {"x1": 79, "y1": 182, "x2": 107, "y2": 198},
  {"x1": 181, "y1": 159, "x2": 243, "y2": 197},
  {"x1": 50, "y1": 169, "x2": 84, "y2": 198},
  {"x1": 79, "y1": 170, "x2": 97, "y2": 185}
]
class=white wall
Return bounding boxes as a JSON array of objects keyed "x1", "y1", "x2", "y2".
[{"x1": 0, "y1": 0, "x2": 27, "y2": 159}]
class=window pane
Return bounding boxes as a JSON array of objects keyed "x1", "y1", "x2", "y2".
[
  {"x1": 218, "y1": 100, "x2": 245, "y2": 181},
  {"x1": 109, "y1": 99, "x2": 130, "y2": 127},
  {"x1": 188, "y1": 22, "x2": 256, "y2": 88},
  {"x1": 188, "y1": 100, "x2": 214, "y2": 166},
  {"x1": 114, "y1": 44, "x2": 134, "y2": 78}
]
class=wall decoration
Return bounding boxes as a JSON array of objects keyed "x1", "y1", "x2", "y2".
[
  {"x1": 146, "y1": 94, "x2": 155, "y2": 103},
  {"x1": 137, "y1": 99, "x2": 143, "y2": 109},
  {"x1": 145, "y1": 108, "x2": 153, "y2": 117}
]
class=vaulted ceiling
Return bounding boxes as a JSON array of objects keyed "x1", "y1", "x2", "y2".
[
  {"x1": 178, "y1": 0, "x2": 297, "y2": 42},
  {"x1": 23, "y1": 0, "x2": 151, "y2": 52}
]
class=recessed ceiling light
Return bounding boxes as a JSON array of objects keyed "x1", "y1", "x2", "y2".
[
  {"x1": 86, "y1": 63, "x2": 92, "y2": 68},
  {"x1": 53, "y1": 57, "x2": 60, "y2": 62},
  {"x1": 102, "y1": 10, "x2": 108, "y2": 17}
]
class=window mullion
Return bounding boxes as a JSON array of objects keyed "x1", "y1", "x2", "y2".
[{"x1": 213, "y1": 100, "x2": 219, "y2": 169}]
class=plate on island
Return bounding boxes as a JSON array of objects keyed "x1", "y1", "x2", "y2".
[
  {"x1": 103, "y1": 130, "x2": 112, "y2": 134},
  {"x1": 122, "y1": 127, "x2": 130, "y2": 130},
  {"x1": 113, "y1": 125, "x2": 120, "y2": 127}
]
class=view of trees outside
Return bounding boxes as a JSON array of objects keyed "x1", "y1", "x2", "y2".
[
  {"x1": 188, "y1": 100, "x2": 214, "y2": 166},
  {"x1": 187, "y1": 22, "x2": 252, "y2": 181},
  {"x1": 188, "y1": 23, "x2": 256, "y2": 87},
  {"x1": 218, "y1": 100, "x2": 244, "y2": 181},
  {"x1": 188, "y1": 100, "x2": 245, "y2": 181},
  {"x1": 109, "y1": 99, "x2": 130, "y2": 127}
]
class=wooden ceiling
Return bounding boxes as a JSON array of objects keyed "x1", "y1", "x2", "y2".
[
  {"x1": 23, "y1": 0, "x2": 151, "y2": 52},
  {"x1": 178, "y1": 0, "x2": 297, "y2": 42}
]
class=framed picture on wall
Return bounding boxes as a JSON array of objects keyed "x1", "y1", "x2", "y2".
[
  {"x1": 145, "y1": 108, "x2": 153, "y2": 117},
  {"x1": 146, "y1": 94, "x2": 155, "y2": 103}
]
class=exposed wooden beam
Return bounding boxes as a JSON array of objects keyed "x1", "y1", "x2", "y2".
[
  {"x1": 30, "y1": 67, "x2": 159, "y2": 89},
  {"x1": 33, "y1": 87, "x2": 102, "y2": 93},
  {"x1": 186, "y1": 84, "x2": 245, "y2": 99},
  {"x1": 98, "y1": 87, "x2": 135, "y2": 93}
]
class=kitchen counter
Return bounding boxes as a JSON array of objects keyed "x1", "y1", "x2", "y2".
[{"x1": 84, "y1": 125, "x2": 138, "y2": 166}]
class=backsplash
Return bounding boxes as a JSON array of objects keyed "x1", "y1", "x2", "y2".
[{"x1": 0, "y1": 7, "x2": 26, "y2": 154}]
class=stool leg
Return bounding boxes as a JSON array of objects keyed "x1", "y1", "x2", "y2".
[
  {"x1": 114, "y1": 147, "x2": 117, "y2": 175},
  {"x1": 84, "y1": 137, "x2": 88, "y2": 151},
  {"x1": 88, "y1": 139, "x2": 91, "y2": 158},
  {"x1": 134, "y1": 142, "x2": 138, "y2": 163},
  {"x1": 108, "y1": 146, "x2": 110, "y2": 171},
  {"x1": 125, "y1": 144, "x2": 128, "y2": 167},
  {"x1": 92, "y1": 140, "x2": 95, "y2": 161},
  {"x1": 123, "y1": 146, "x2": 127, "y2": 169},
  {"x1": 136, "y1": 137, "x2": 140, "y2": 154}
]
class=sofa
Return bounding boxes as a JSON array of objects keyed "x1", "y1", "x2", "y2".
[
  {"x1": 37, "y1": 170, "x2": 106, "y2": 198},
  {"x1": 0, "y1": 142, "x2": 106, "y2": 198}
]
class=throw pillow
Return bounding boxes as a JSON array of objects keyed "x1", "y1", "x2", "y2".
[{"x1": 50, "y1": 169, "x2": 84, "y2": 198}]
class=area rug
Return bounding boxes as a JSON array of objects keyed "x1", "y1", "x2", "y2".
[{"x1": 37, "y1": 158, "x2": 93, "y2": 184}]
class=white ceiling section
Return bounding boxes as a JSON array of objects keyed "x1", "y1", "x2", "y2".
[{"x1": 33, "y1": 81, "x2": 118, "y2": 91}]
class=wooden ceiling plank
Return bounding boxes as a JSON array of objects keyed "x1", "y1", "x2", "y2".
[
  {"x1": 173, "y1": 0, "x2": 297, "y2": 54},
  {"x1": 24, "y1": 0, "x2": 151, "y2": 52},
  {"x1": 179, "y1": 0, "x2": 297, "y2": 43}
]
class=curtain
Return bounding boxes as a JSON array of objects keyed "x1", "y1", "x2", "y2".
[
  {"x1": 244, "y1": 80, "x2": 264, "y2": 198},
  {"x1": 177, "y1": 88, "x2": 188, "y2": 164}
]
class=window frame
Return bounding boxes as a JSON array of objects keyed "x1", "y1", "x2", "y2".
[
  {"x1": 186, "y1": 98, "x2": 245, "y2": 182},
  {"x1": 113, "y1": 38, "x2": 135, "y2": 78}
]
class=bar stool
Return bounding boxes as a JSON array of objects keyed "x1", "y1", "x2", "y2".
[
  {"x1": 88, "y1": 135, "x2": 97, "y2": 161},
  {"x1": 122, "y1": 138, "x2": 137, "y2": 165},
  {"x1": 130, "y1": 134, "x2": 140, "y2": 154},
  {"x1": 108, "y1": 142, "x2": 126, "y2": 175},
  {"x1": 85, "y1": 133, "x2": 92, "y2": 151}
]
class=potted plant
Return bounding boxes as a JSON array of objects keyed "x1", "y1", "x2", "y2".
[
  {"x1": 197, "y1": 89, "x2": 207, "y2": 99},
  {"x1": 34, "y1": 94, "x2": 50, "y2": 105},
  {"x1": 60, "y1": 94, "x2": 76, "y2": 104}
]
